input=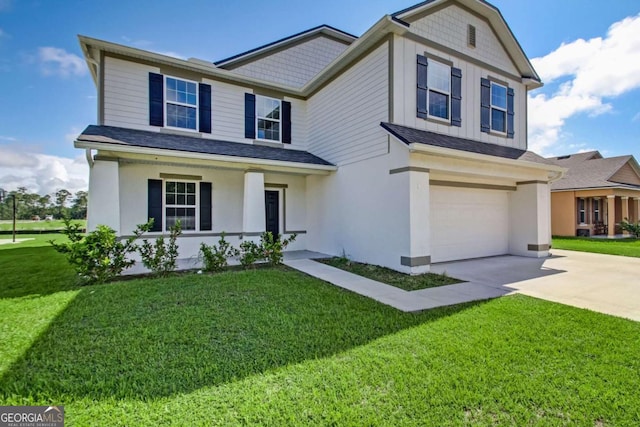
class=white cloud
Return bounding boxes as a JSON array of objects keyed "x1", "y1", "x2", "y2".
[
  {"x1": 0, "y1": 135, "x2": 16, "y2": 141},
  {"x1": 38, "y1": 47, "x2": 86, "y2": 77},
  {"x1": 0, "y1": 146, "x2": 88, "y2": 195},
  {"x1": 155, "y1": 51, "x2": 186, "y2": 60},
  {"x1": 528, "y1": 14, "x2": 640, "y2": 155}
]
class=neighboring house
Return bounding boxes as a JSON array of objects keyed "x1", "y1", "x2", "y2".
[
  {"x1": 545, "y1": 151, "x2": 640, "y2": 237},
  {"x1": 75, "y1": 0, "x2": 563, "y2": 274}
]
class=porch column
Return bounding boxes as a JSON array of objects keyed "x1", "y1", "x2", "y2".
[
  {"x1": 509, "y1": 181, "x2": 551, "y2": 257},
  {"x1": 607, "y1": 195, "x2": 616, "y2": 238},
  {"x1": 242, "y1": 171, "x2": 265, "y2": 240},
  {"x1": 87, "y1": 158, "x2": 120, "y2": 233},
  {"x1": 635, "y1": 198, "x2": 640, "y2": 222},
  {"x1": 621, "y1": 196, "x2": 630, "y2": 235}
]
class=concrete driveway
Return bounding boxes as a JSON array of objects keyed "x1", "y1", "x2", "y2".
[{"x1": 430, "y1": 249, "x2": 640, "y2": 322}]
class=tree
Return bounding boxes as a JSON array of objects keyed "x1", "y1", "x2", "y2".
[
  {"x1": 70, "y1": 190, "x2": 88, "y2": 219},
  {"x1": 55, "y1": 189, "x2": 72, "y2": 219}
]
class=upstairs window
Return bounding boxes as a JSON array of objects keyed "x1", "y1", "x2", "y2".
[
  {"x1": 490, "y1": 82, "x2": 507, "y2": 133},
  {"x1": 256, "y1": 96, "x2": 281, "y2": 141},
  {"x1": 165, "y1": 77, "x2": 198, "y2": 130},
  {"x1": 416, "y1": 55, "x2": 462, "y2": 126},
  {"x1": 427, "y1": 61, "x2": 451, "y2": 120}
]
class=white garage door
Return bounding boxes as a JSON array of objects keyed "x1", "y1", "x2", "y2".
[{"x1": 430, "y1": 186, "x2": 510, "y2": 263}]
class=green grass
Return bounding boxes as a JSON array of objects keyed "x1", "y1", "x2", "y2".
[
  {"x1": 0, "y1": 219, "x2": 85, "y2": 232},
  {"x1": 1, "y1": 238, "x2": 639, "y2": 425},
  {"x1": 318, "y1": 256, "x2": 460, "y2": 291},
  {"x1": 553, "y1": 236, "x2": 640, "y2": 257}
]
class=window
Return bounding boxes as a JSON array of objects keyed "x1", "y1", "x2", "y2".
[
  {"x1": 256, "y1": 96, "x2": 281, "y2": 141},
  {"x1": 427, "y1": 61, "x2": 451, "y2": 120},
  {"x1": 578, "y1": 198, "x2": 586, "y2": 224},
  {"x1": 165, "y1": 181, "x2": 197, "y2": 230},
  {"x1": 165, "y1": 77, "x2": 198, "y2": 130},
  {"x1": 593, "y1": 198, "x2": 600, "y2": 222},
  {"x1": 490, "y1": 82, "x2": 507, "y2": 133}
]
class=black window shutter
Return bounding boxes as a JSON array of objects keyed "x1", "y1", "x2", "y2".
[
  {"x1": 149, "y1": 73, "x2": 164, "y2": 127},
  {"x1": 451, "y1": 67, "x2": 462, "y2": 127},
  {"x1": 199, "y1": 182, "x2": 212, "y2": 231},
  {"x1": 282, "y1": 101, "x2": 292, "y2": 144},
  {"x1": 480, "y1": 78, "x2": 491, "y2": 133},
  {"x1": 416, "y1": 55, "x2": 428, "y2": 119},
  {"x1": 244, "y1": 93, "x2": 256, "y2": 139},
  {"x1": 199, "y1": 83, "x2": 212, "y2": 134},
  {"x1": 148, "y1": 179, "x2": 163, "y2": 232},
  {"x1": 506, "y1": 87, "x2": 515, "y2": 139}
]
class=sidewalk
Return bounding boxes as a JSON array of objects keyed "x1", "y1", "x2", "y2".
[{"x1": 284, "y1": 259, "x2": 508, "y2": 312}]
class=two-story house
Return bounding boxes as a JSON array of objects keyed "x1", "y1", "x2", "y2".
[{"x1": 75, "y1": 0, "x2": 563, "y2": 274}]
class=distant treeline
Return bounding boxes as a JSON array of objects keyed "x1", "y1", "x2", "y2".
[{"x1": 0, "y1": 187, "x2": 87, "y2": 220}]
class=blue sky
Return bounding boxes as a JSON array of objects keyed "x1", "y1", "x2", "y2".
[{"x1": 1, "y1": 0, "x2": 639, "y2": 193}]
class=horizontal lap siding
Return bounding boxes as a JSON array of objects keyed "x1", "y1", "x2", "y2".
[
  {"x1": 103, "y1": 57, "x2": 157, "y2": 129},
  {"x1": 308, "y1": 42, "x2": 389, "y2": 165},
  {"x1": 209, "y1": 80, "x2": 248, "y2": 143},
  {"x1": 393, "y1": 35, "x2": 526, "y2": 150},
  {"x1": 230, "y1": 36, "x2": 350, "y2": 88}
]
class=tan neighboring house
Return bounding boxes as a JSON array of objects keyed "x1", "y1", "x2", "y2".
[{"x1": 546, "y1": 151, "x2": 640, "y2": 237}]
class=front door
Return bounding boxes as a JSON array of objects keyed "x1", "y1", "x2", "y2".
[{"x1": 265, "y1": 190, "x2": 279, "y2": 237}]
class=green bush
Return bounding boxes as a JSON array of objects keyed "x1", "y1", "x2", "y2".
[
  {"x1": 50, "y1": 218, "x2": 144, "y2": 284},
  {"x1": 621, "y1": 219, "x2": 640, "y2": 238},
  {"x1": 239, "y1": 239, "x2": 262, "y2": 269},
  {"x1": 261, "y1": 232, "x2": 297, "y2": 266},
  {"x1": 199, "y1": 233, "x2": 240, "y2": 272},
  {"x1": 238, "y1": 232, "x2": 297, "y2": 268},
  {"x1": 138, "y1": 220, "x2": 182, "y2": 276}
]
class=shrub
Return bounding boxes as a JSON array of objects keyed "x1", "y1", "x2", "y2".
[
  {"x1": 261, "y1": 232, "x2": 297, "y2": 266},
  {"x1": 239, "y1": 239, "x2": 263, "y2": 268},
  {"x1": 199, "y1": 233, "x2": 240, "y2": 272},
  {"x1": 138, "y1": 220, "x2": 182, "y2": 276},
  {"x1": 620, "y1": 219, "x2": 640, "y2": 238},
  {"x1": 50, "y1": 218, "x2": 145, "y2": 284}
]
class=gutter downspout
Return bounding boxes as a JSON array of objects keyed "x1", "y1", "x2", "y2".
[{"x1": 85, "y1": 148, "x2": 94, "y2": 168}]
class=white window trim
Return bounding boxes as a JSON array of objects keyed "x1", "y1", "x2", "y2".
[
  {"x1": 163, "y1": 179, "x2": 199, "y2": 233},
  {"x1": 164, "y1": 75, "x2": 199, "y2": 132},
  {"x1": 255, "y1": 95, "x2": 282, "y2": 143},
  {"x1": 490, "y1": 81, "x2": 507, "y2": 135},
  {"x1": 593, "y1": 198, "x2": 601, "y2": 222},
  {"x1": 427, "y1": 61, "x2": 451, "y2": 123}
]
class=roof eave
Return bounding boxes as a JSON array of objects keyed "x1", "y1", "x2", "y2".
[
  {"x1": 406, "y1": 141, "x2": 566, "y2": 175},
  {"x1": 74, "y1": 138, "x2": 337, "y2": 174}
]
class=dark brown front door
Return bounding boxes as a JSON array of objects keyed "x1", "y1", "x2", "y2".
[{"x1": 265, "y1": 190, "x2": 279, "y2": 237}]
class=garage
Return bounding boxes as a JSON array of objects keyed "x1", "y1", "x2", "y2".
[{"x1": 430, "y1": 186, "x2": 510, "y2": 263}]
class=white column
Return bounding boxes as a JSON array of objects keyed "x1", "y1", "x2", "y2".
[
  {"x1": 407, "y1": 169, "x2": 431, "y2": 274},
  {"x1": 242, "y1": 171, "x2": 265, "y2": 239},
  {"x1": 607, "y1": 195, "x2": 616, "y2": 238},
  {"x1": 509, "y1": 182, "x2": 550, "y2": 257},
  {"x1": 87, "y1": 159, "x2": 120, "y2": 233}
]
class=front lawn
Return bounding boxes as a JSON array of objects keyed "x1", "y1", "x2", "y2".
[
  {"x1": 1, "y1": 239, "x2": 639, "y2": 425},
  {"x1": 552, "y1": 236, "x2": 640, "y2": 257},
  {"x1": 0, "y1": 219, "x2": 85, "y2": 232},
  {"x1": 318, "y1": 257, "x2": 460, "y2": 291}
]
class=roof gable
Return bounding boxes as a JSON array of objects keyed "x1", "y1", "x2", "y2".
[
  {"x1": 393, "y1": 0, "x2": 540, "y2": 82},
  {"x1": 215, "y1": 25, "x2": 356, "y2": 68},
  {"x1": 546, "y1": 152, "x2": 640, "y2": 191}
]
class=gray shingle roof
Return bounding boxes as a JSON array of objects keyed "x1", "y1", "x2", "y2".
[
  {"x1": 545, "y1": 152, "x2": 640, "y2": 191},
  {"x1": 77, "y1": 125, "x2": 333, "y2": 167},
  {"x1": 381, "y1": 122, "x2": 545, "y2": 162}
]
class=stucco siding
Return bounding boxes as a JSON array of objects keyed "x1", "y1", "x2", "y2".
[
  {"x1": 551, "y1": 191, "x2": 576, "y2": 236},
  {"x1": 408, "y1": 4, "x2": 519, "y2": 76},
  {"x1": 307, "y1": 42, "x2": 389, "y2": 165},
  {"x1": 228, "y1": 36, "x2": 350, "y2": 88},
  {"x1": 392, "y1": 35, "x2": 527, "y2": 150}
]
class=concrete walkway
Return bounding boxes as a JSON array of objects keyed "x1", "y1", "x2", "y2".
[{"x1": 284, "y1": 259, "x2": 507, "y2": 312}]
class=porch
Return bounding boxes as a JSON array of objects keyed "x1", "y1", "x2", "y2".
[{"x1": 574, "y1": 194, "x2": 640, "y2": 238}]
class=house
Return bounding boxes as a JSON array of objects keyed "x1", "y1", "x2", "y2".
[
  {"x1": 75, "y1": 0, "x2": 564, "y2": 274},
  {"x1": 545, "y1": 151, "x2": 640, "y2": 237}
]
